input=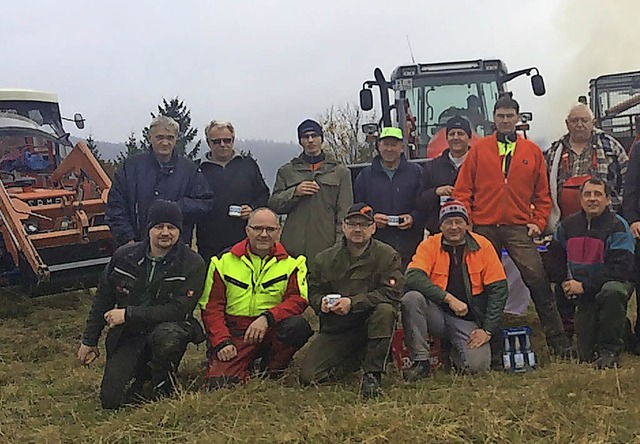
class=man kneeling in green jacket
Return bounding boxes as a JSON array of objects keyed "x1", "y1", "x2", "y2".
[
  {"x1": 402, "y1": 199, "x2": 508, "y2": 380},
  {"x1": 300, "y1": 203, "x2": 404, "y2": 399}
]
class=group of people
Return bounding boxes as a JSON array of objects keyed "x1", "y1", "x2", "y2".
[{"x1": 76, "y1": 95, "x2": 640, "y2": 409}]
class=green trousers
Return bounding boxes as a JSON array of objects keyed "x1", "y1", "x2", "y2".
[
  {"x1": 574, "y1": 281, "x2": 633, "y2": 361},
  {"x1": 299, "y1": 303, "x2": 396, "y2": 384}
]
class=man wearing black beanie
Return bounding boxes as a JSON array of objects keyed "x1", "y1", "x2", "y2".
[
  {"x1": 77, "y1": 200, "x2": 207, "y2": 409},
  {"x1": 269, "y1": 119, "x2": 353, "y2": 260}
]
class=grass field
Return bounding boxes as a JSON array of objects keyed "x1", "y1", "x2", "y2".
[{"x1": 2, "y1": 289, "x2": 640, "y2": 444}]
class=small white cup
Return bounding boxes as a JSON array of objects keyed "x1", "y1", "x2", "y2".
[
  {"x1": 228, "y1": 205, "x2": 242, "y2": 217},
  {"x1": 324, "y1": 294, "x2": 342, "y2": 307},
  {"x1": 387, "y1": 215, "x2": 400, "y2": 227}
]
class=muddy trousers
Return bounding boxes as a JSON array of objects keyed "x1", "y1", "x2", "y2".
[
  {"x1": 474, "y1": 225, "x2": 566, "y2": 346},
  {"x1": 205, "y1": 316, "x2": 313, "y2": 386},
  {"x1": 100, "y1": 322, "x2": 190, "y2": 410},
  {"x1": 299, "y1": 303, "x2": 396, "y2": 385},
  {"x1": 574, "y1": 281, "x2": 633, "y2": 361}
]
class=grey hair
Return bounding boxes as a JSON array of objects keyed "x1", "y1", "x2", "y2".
[
  {"x1": 567, "y1": 103, "x2": 595, "y2": 120},
  {"x1": 205, "y1": 120, "x2": 235, "y2": 138},
  {"x1": 247, "y1": 207, "x2": 279, "y2": 225},
  {"x1": 149, "y1": 115, "x2": 179, "y2": 133}
]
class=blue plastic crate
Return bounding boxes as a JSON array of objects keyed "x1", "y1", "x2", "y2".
[{"x1": 502, "y1": 326, "x2": 536, "y2": 373}]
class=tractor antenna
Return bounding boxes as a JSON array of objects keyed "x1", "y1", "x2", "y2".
[{"x1": 406, "y1": 35, "x2": 416, "y2": 64}]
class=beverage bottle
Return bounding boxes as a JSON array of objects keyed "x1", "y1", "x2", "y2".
[
  {"x1": 513, "y1": 335, "x2": 526, "y2": 370},
  {"x1": 502, "y1": 336, "x2": 512, "y2": 371}
]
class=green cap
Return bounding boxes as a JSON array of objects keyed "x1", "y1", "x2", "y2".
[{"x1": 379, "y1": 127, "x2": 403, "y2": 140}]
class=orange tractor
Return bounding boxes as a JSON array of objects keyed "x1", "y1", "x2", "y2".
[{"x1": 0, "y1": 89, "x2": 114, "y2": 295}]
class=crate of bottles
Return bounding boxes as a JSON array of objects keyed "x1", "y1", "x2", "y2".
[{"x1": 502, "y1": 326, "x2": 536, "y2": 373}]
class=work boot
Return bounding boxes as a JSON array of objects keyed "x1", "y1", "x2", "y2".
[
  {"x1": 547, "y1": 334, "x2": 576, "y2": 359},
  {"x1": 360, "y1": 372, "x2": 382, "y2": 399},
  {"x1": 403, "y1": 360, "x2": 431, "y2": 382},
  {"x1": 593, "y1": 350, "x2": 619, "y2": 370}
]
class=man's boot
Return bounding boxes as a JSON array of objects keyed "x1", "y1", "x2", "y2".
[
  {"x1": 547, "y1": 334, "x2": 576, "y2": 359},
  {"x1": 403, "y1": 361, "x2": 431, "y2": 382},
  {"x1": 593, "y1": 349, "x2": 620, "y2": 369},
  {"x1": 360, "y1": 372, "x2": 382, "y2": 399}
]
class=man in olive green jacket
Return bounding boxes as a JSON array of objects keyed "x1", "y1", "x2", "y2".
[
  {"x1": 300, "y1": 203, "x2": 403, "y2": 399},
  {"x1": 268, "y1": 119, "x2": 353, "y2": 261}
]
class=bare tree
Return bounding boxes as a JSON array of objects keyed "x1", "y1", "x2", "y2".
[{"x1": 318, "y1": 103, "x2": 376, "y2": 164}]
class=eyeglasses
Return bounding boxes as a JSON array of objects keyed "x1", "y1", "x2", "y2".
[
  {"x1": 344, "y1": 220, "x2": 374, "y2": 229},
  {"x1": 248, "y1": 225, "x2": 279, "y2": 234},
  {"x1": 208, "y1": 138, "x2": 234, "y2": 145}
]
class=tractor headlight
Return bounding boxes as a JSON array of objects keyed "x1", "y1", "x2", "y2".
[{"x1": 24, "y1": 222, "x2": 38, "y2": 234}]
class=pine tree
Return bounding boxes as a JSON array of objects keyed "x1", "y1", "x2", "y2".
[
  {"x1": 141, "y1": 97, "x2": 201, "y2": 159},
  {"x1": 85, "y1": 134, "x2": 102, "y2": 162},
  {"x1": 116, "y1": 132, "x2": 144, "y2": 165}
]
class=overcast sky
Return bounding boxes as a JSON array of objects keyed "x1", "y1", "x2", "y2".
[{"x1": 2, "y1": 0, "x2": 638, "y2": 146}]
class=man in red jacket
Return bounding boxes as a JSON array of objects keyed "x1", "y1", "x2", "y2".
[{"x1": 453, "y1": 96, "x2": 571, "y2": 356}]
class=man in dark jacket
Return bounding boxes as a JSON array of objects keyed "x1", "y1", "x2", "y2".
[
  {"x1": 354, "y1": 127, "x2": 422, "y2": 268},
  {"x1": 417, "y1": 116, "x2": 472, "y2": 234},
  {"x1": 197, "y1": 120, "x2": 269, "y2": 262},
  {"x1": 105, "y1": 115, "x2": 214, "y2": 246},
  {"x1": 552, "y1": 177, "x2": 634, "y2": 368},
  {"x1": 77, "y1": 200, "x2": 207, "y2": 409},
  {"x1": 622, "y1": 139, "x2": 640, "y2": 348},
  {"x1": 300, "y1": 203, "x2": 403, "y2": 399},
  {"x1": 269, "y1": 119, "x2": 353, "y2": 261},
  {"x1": 402, "y1": 200, "x2": 508, "y2": 379}
]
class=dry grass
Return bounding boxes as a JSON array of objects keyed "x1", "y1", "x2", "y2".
[{"x1": 1, "y1": 289, "x2": 640, "y2": 443}]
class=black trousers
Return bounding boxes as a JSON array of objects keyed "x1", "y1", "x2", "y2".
[{"x1": 100, "y1": 322, "x2": 190, "y2": 410}]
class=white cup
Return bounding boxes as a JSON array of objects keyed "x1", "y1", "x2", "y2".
[
  {"x1": 324, "y1": 294, "x2": 342, "y2": 307},
  {"x1": 387, "y1": 215, "x2": 400, "y2": 227},
  {"x1": 228, "y1": 205, "x2": 242, "y2": 217}
]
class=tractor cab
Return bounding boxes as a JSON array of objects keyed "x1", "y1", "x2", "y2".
[{"x1": 359, "y1": 59, "x2": 545, "y2": 160}]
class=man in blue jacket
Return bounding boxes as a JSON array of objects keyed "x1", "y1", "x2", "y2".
[
  {"x1": 354, "y1": 127, "x2": 423, "y2": 268},
  {"x1": 105, "y1": 115, "x2": 214, "y2": 246}
]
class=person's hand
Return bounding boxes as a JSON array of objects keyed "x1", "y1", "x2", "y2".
[
  {"x1": 631, "y1": 221, "x2": 640, "y2": 239},
  {"x1": 244, "y1": 315, "x2": 269, "y2": 344},
  {"x1": 445, "y1": 293, "x2": 468, "y2": 317},
  {"x1": 239, "y1": 205, "x2": 253, "y2": 220},
  {"x1": 104, "y1": 308, "x2": 126, "y2": 327},
  {"x1": 526, "y1": 223, "x2": 542, "y2": 238},
  {"x1": 294, "y1": 181, "x2": 320, "y2": 196},
  {"x1": 435, "y1": 185, "x2": 454, "y2": 197},
  {"x1": 77, "y1": 344, "x2": 99, "y2": 365},
  {"x1": 562, "y1": 279, "x2": 584, "y2": 298},
  {"x1": 217, "y1": 344, "x2": 238, "y2": 362},
  {"x1": 330, "y1": 298, "x2": 352, "y2": 315},
  {"x1": 397, "y1": 214, "x2": 414, "y2": 230},
  {"x1": 373, "y1": 213, "x2": 389, "y2": 229},
  {"x1": 127, "y1": 240, "x2": 136, "y2": 245},
  {"x1": 467, "y1": 329, "x2": 491, "y2": 349}
]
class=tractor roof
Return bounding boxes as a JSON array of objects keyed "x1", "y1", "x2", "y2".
[{"x1": 0, "y1": 89, "x2": 59, "y2": 104}]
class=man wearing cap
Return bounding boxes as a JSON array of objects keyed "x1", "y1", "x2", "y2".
[
  {"x1": 106, "y1": 115, "x2": 214, "y2": 246},
  {"x1": 199, "y1": 207, "x2": 313, "y2": 388},
  {"x1": 453, "y1": 96, "x2": 571, "y2": 356},
  {"x1": 77, "y1": 200, "x2": 207, "y2": 409},
  {"x1": 401, "y1": 200, "x2": 508, "y2": 379},
  {"x1": 354, "y1": 127, "x2": 423, "y2": 268},
  {"x1": 417, "y1": 116, "x2": 472, "y2": 235},
  {"x1": 300, "y1": 203, "x2": 403, "y2": 399},
  {"x1": 269, "y1": 119, "x2": 353, "y2": 261}
]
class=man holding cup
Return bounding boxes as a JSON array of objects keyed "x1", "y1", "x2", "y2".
[
  {"x1": 197, "y1": 120, "x2": 270, "y2": 263},
  {"x1": 354, "y1": 127, "x2": 423, "y2": 268},
  {"x1": 300, "y1": 203, "x2": 404, "y2": 399}
]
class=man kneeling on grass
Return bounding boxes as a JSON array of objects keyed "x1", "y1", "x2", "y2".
[
  {"x1": 401, "y1": 199, "x2": 508, "y2": 379},
  {"x1": 549, "y1": 177, "x2": 634, "y2": 368},
  {"x1": 299, "y1": 203, "x2": 404, "y2": 399},
  {"x1": 199, "y1": 207, "x2": 312, "y2": 388},
  {"x1": 77, "y1": 200, "x2": 207, "y2": 409}
]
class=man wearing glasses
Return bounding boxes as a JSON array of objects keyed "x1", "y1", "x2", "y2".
[
  {"x1": 269, "y1": 119, "x2": 353, "y2": 261},
  {"x1": 300, "y1": 203, "x2": 403, "y2": 399},
  {"x1": 197, "y1": 120, "x2": 270, "y2": 263},
  {"x1": 199, "y1": 207, "x2": 313, "y2": 388}
]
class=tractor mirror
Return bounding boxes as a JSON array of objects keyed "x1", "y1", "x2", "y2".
[
  {"x1": 360, "y1": 88, "x2": 373, "y2": 111},
  {"x1": 531, "y1": 74, "x2": 546, "y2": 96},
  {"x1": 361, "y1": 123, "x2": 379, "y2": 135},
  {"x1": 74, "y1": 113, "x2": 85, "y2": 130}
]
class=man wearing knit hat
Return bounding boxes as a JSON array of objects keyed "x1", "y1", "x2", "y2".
[
  {"x1": 417, "y1": 116, "x2": 473, "y2": 234},
  {"x1": 401, "y1": 199, "x2": 508, "y2": 380},
  {"x1": 78, "y1": 200, "x2": 207, "y2": 409},
  {"x1": 269, "y1": 119, "x2": 353, "y2": 260}
]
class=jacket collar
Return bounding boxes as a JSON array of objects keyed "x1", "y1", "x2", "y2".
[
  {"x1": 200, "y1": 150, "x2": 241, "y2": 165},
  {"x1": 229, "y1": 238, "x2": 289, "y2": 260},
  {"x1": 292, "y1": 152, "x2": 339, "y2": 167}
]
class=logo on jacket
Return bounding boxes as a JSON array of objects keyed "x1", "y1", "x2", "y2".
[
  {"x1": 389, "y1": 278, "x2": 397, "y2": 286},
  {"x1": 186, "y1": 289, "x2": 195, "y2": 298}
]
